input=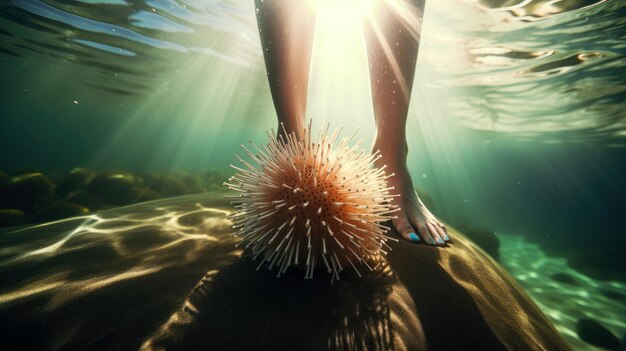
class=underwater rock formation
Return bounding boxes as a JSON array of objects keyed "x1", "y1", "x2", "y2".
[
  {"x1": 0, "y1": 168, "x2": 227, "y2": 228},
  {"x1": 0, "y1": 170, "x2": 9, "y2": 187},
  {"x1": 87, "y1": 170, "x2": 146, "y2": 206},
  {"x1": 0, "y1": 194, "x2": 570, "y2": 350},
  {"x1": 0, "y1": 209, "x2": 26, "y2": 227},
  {"x1": 180, "y1": 174, "x2": 207, "y2": 194},
  {"x1": 55, "y1": 167, "x2": 96, "y2": 198},
  {"x1": 136, "y1": 188, "x2": 162, "y2": 202},
  {"x1": 0, "y1": 172, "x2": 55, "y2": 213},
  {"x1": 64, "y1": 189, "x2": 106, "y2": 211},
  {"x1": 153, "y1": 175, "x2": 190, "y2": 197},
  {"x1": 29, "y1": 202, "x2": 89, "y2": 223}
]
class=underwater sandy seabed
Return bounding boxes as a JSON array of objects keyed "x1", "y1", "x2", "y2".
[
  {"x1": 499, "y1": 234, "x2": 626, "y2": 350},
  {"x1": 0, "y1": 192, "x2": 622, "y2": 350},
  {"x1": 0, "y1": 193, "x2": 571, "y2": 351}
]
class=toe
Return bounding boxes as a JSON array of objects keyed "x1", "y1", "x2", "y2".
[
  {"x1": 437, "y1": 223, "x2": 450, "y2": 242},
  {"x1": 432, "y1": 221, "x2": 449, "y2": 242},
  {"x1": 409, "y1": 218, "x2": 436, "y2": 245},
  {"x1": 427, "y1": 222, "x2": 446, "y2": 246},
  {"x1": 392, "y1": 214, "x2": 421, "y2": 244}
]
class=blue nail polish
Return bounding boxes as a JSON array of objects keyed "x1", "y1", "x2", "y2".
[
  {"x1": 409, "y1": 233, "x2": 420, "y2": 242},
  {"x1": 427, "y1": 237, "x2": 435, "y2": 245},
  {"x1": 444, "y1": 235, "x2": 450, "y2": 241},
  {"x1": 436, "y1": 237, "x2": 444, "y2": 244}
]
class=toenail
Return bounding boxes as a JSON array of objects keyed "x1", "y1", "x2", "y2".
[
  {"x1": 409, "y1": 233, "x2": 420, "y2": 242},
  {"x1": 427, "y1": 237, "x2": 435, "y2": 245},
  {"x1": 436, "y1": 237, "x2": 444, "y2": 244}
]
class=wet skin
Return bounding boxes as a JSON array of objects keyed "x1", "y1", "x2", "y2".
[{"x1": 255, "y1": 0, "x2": 449, "y2": 246}]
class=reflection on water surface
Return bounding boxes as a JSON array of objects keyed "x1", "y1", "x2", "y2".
[{"x1": 0, "y1": 0, "x2": 624, "y2": 145}]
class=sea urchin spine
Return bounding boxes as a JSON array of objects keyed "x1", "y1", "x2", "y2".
[{"x1": 225, "y1": 122, "x2": 400, "y2": 280}]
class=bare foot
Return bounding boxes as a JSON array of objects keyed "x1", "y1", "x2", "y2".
[{"x1": 374, "y1": 143, "x2": 450, "y2": 247}]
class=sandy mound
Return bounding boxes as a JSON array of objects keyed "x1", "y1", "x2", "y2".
[{"x1": 0, "y1": 194, "x2": 569, "y2": 350}]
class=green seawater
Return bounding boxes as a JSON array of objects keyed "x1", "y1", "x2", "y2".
[{"x1": 0, "y1": 0, "x2": 625, "y2": 349}]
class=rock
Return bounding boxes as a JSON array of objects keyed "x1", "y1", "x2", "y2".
[
  {"x1": 202, "y1": 169, "x2": 226, "y2": 191},
  {"x1": 137, "y1": 173, "x2": 159, "y2": 189},
  {"x1": 47, "y1": 171, "x2": 62, "y2": 183},
  {"x1": 180, "y1": 174, "x2": 205, "y2": 193},
  {"x1": 11, "y1": 169, "x2": 43, "y2": 176},
  {"x1": 550, "y1": 273, "x2": 578, "y2": 286},
  {"x1": 0, "y1": 170, "x2": 9, "y2": 187},
  {"x1": 87, "y1": 171, "x2": 144, "y2": 206},
  {"x1": 0, "y1": 194, "x2": 570, "y2": 351},
  {"x1": 65, "y1": 190, "x2": 106, "y2": 211},
  {"x1": 136, "y1": 188, "x2": 162, "y2": 203},
  {"x1": 576, "y1": 318, "x2": 621, "y2": 350},
  {"x1": 30, "y1": 202, "x2": 89, "y2": 223},
  {"x1": 56, "y1": 168, "x2": 96, "y2": 198},
  {"x1": 0, "y1": 209, "x2": 26, "y2": 227},
  {"x1": 153, "y1": 175, "x2": 189, "y2": 197},
  {"x1": 457, "y1": 225, "x2": 500, "y2": 260},
  {"x1": 0, "y1": 172, "x2": 55, "y2": 213}
]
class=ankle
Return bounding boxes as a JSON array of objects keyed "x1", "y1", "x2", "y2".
[{"x1": 372, "y1": 138, "x2": 408, "y2": 164}]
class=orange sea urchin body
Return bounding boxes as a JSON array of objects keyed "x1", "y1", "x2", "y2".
[{"x1": 225, "y1": 123, "x2": 399, "y2": 280}]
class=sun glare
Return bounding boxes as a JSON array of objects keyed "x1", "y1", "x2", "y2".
[
  {"x1": 306, "y1": 0, "x2": 377, "y2": 142},
  {"x1": 314, "y1": 0, "x2": 375, "y2": 25}
]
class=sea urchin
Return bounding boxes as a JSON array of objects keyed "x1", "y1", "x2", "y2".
[{"x1": 224, "y1": 123, "x2": 399, "y2": 280}]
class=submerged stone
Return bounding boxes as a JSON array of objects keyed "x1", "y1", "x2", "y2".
[
  {"x1": 201, "y1": 169, "x2": 226, "y2": 191},
  {"x1": 0, "y1": 194, "x2": 570, "y2": 351},
  {"x1": 180, "y1": 174, "x2": 206, "y2": 193},
  {"x1": 136, "y1": 188, "x2": 162, "y2": 203},
  {"x1": 137, "y1": 173, "x2": 159, "y2": 189},
  {"x1": 153, "y1": 175, "x2": 189, "y2": 197},
  {"x1": 0, "y1": 172, "x2": 55, "y2": 213},
  {"x1": 65, "y1": 190, "x2": 106, "y2": 211},
  {"x1": 0, "y1": 209, "x2": 26, "y2": 227},
  {"x1": 56, "y1": 168, "x2": 96, "y2": 198},
  {"x1": 30, "y1": 202, "x2": 89, "y2": 223},
  {"x1": 576, "y1": 318, "x2": 621, "y2": 350},
  {"x1": 0, "y1": 170, "x2": 9, "y2": 187},
  {"x1": 87, "y1": 171, "x2": 144, "y2": 205}
]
